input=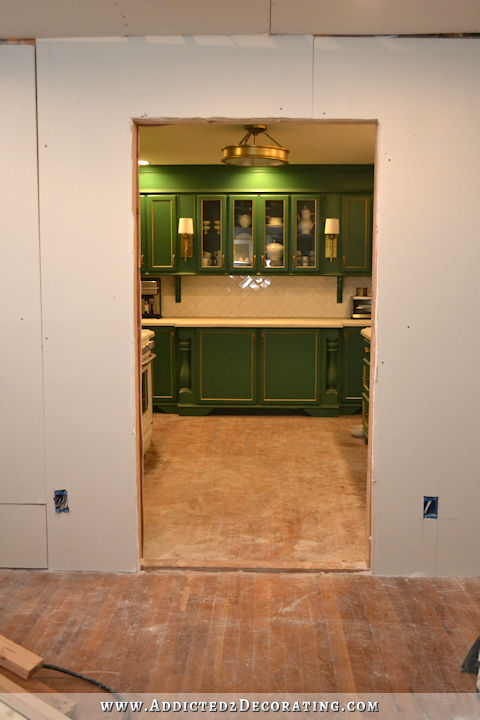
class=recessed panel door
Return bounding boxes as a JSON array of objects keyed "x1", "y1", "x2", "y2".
[
  {"x1": 149, "y1": 194, "x2": 177, "y2": 272},
  {"x1": 199, "y1": 329, "x2": 256, "y2": 403},
  {"x1": 151, "y1": 327, "x2": 176, "y2": 404},
  {"x1": 261, "y1": 330, "x2": 318, "y2": 403},
  {"x1": 341, "y1": 195, "x2": 372, "y2": 274},
  {"x1": 341, "y1": 327, "x2": 364, "y2": 405}
]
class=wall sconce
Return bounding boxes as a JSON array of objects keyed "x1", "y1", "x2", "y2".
[
  {"x1": 324, "y1": 218, "x2": 339, "y2": 261},
  {"x1": 178, "y1": 218, "x2": 194, "y2": 260}
]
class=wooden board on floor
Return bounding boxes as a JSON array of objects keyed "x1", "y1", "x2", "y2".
[
  {"x1": 0, "y1": 635, "x2": 43, "y2": 680},
  {"x1": 0, "y1": 674, "x2": 70, "y2": 720},
  {"x1": 0, "y1": 669, "x2": 76, "y2": 718}
]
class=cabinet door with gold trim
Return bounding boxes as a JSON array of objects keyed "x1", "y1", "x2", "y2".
[
  {"x1": 228, "y1": 195, "x2": 259, "y2": 273},
  {"x1": 198, "y1": 329, "x2": 256, "y2": 404},
  {"x1": 197, "y1": 195, "x2": 227, "y2": 272},
  {"x1": 260, "y1": 329, "x2": 318, "y2": 403},
  {"x1": 149, "y1": 327, "x2": 176, "y2": 407},
  {"x1": 340, "y1": 195, "x2": 372, "y2": 275},
  {"x1": 260, "y1": 194, "x2": 289, "y2": 273},
  {"x1": 145, "y1": 194, "x2": 178, "y2": 273},
  {"x1": 340, "y1": 326, "x2": 364, "y2": 408},
  {"x1": 291, "y1": 195, "x2": 320, "y2": 272}
]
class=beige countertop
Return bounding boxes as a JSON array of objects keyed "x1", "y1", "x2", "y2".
[{"x1": 142, "y1": 317, "x2": 372, "y2": 328}]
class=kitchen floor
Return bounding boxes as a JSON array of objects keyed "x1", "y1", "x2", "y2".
[{"x1": 143, "y1": 413, "x2": 368, "y2": 569}]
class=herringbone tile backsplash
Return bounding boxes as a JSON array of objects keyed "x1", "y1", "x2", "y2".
[{"x1": 161, "y1": 275, "x2": 371, "y2": 318}]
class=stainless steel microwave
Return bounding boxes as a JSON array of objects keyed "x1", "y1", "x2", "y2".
[{"x1": 352, "y1": 296, "x2": 372, "y2": 319}]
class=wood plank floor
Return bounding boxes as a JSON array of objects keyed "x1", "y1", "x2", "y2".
[
  {"x1": 0, "y1": 570, "x2": 479, "y2": 694},
  {"x1": 143, "y1": 414, "x2": 368, "y2": 569}
]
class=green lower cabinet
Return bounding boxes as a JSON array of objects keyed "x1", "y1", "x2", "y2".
[
  {"x1": 260, "y1": 330, "x2": 318, "y2": 403},
  {"x1": 147, "y1": 326, "x2": 176, "y2": 411},
  {"x1": 150, "y1": 324, "x2": 365, "y2": 417},
  {"x1": 340, "y1": 327, "x2": 365, "y2": 412},
  {"x1": 198, "y1": 329, "x2": 256, "y2": 404}
]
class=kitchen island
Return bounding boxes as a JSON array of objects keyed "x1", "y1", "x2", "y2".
[{"x1": 142, "y1": 317, "x2": 371, "y2": 417}]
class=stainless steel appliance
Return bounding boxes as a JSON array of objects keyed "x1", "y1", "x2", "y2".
[
  {"x1": 141, "y1": 329, "x2": 155, "y2": 454},
  {"x1": 141, "y1": 279, "x2": 161, "y2": 318},
  {"x1": 352, "y1": 295, "x2": 372, "y2": 319}
]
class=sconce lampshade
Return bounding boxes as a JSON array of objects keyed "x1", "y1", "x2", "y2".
[
  {"x1": 178, "y1": 217, "x2": 193, "y2": 234},
  {"x1": 324, "y1": 218, "x2": 340, "y2": 234}
]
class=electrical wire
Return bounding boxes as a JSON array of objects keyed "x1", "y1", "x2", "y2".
[{"x1": 42, "y1": 662, "x2": 130, "y2": 720}]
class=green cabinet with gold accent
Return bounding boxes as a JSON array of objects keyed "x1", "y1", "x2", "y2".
[
  {"x1": 197, "y1": 328, "x2": 257, "y2": 405},
  {"x1": 291, "y1": 195, "x2": 321, "y2": 272},
  {"x1": 153, "y1": 323, "x2": 368, "y2": 417},
  {"x1": 141, "y1": 195, "x2": 178, "y2": 275},
  {"x1": 260, "y1": 329, "x2": 318, "y2": 404},
  {"x1": 144, "y1": 326, "x2": 177, "y2": 411},
  {"x1": 340, "y1": 326, "x2": 364, "y2": 412},
  {"x1": 197, "y1": 195, "x2": 228, "y2": 273},
  {"x1": 340, "y1": 195, "x2": 372, "y2": 275}
]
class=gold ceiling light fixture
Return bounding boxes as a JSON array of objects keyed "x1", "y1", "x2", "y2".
[{"x1": 221, "y1": 124, "x2": 289, "y2": 167}]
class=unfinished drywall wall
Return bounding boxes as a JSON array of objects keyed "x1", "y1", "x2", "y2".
[
  {"x1": 0, "y1": 44, "x2": 47, "y2": 567},
  {"x1": 30, "y1": 35, "x2": 480, "y2": 574},
  {"x1": 313, "y1": 36, "x2": 480, "y2": 575},
  {"x1": 35, "y1": 36, "x2": 314, "y2": 570}
]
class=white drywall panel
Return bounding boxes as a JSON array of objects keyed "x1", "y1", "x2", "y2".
[
  {"x1": 34, "y1": 34, "x2": 480, "y2": 574},
  {"x1": 272, "y1": 0, "x2": 480, "y2": 35},
  {"x1": 0, "y1": 0, "x2": 271, "y2": 38},
  {"x1": 0, "y1": 505, "x2": 47, "y2": 568},
  {"x1": 0, "y1": 45, "x2": 45, "y2": 505},
  {"x1": 313, "y1": 37, "x2": 480, "y2": 575},
  {"x1": 35, "y1": 36, "x2": 313, "y2": 570}
]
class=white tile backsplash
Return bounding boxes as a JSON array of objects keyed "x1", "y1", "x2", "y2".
[{"x1": 161, "y1": 275, "x2": 372, "y2": 318}]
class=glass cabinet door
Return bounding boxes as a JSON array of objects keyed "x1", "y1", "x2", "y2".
[
  {"x1": 230, "y1": 196, "x2": 256, "y2": 271},
  {"x1": 292, "y1": 196, "x2": 319, "y2": 271},
  {"x1": 261, "y1": 195, "x2": 288, "y2": 272},
  {"x1": 197, "y1": 195, "x2": 226, "y2": 271}
]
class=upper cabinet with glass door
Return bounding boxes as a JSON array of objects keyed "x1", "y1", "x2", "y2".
[
  {"x1": 261, "y1": 195, "x2": 289, "y2": 273},
  {"x1": 291, "y1": 196, "x2": 320, "y2": 272},
  {"x1": 197, "y1": 195, "x2": 227, "y2": 273}
]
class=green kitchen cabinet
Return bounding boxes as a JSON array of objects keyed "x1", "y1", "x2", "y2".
[
  {"x1": 145, "y1": 326, "x2": 177, "y2": 410},
  {"x1": 291, "y1": 195, "x2": 321, "y2": 272},
  {"x1": 362, "y1": 332, "x2": 371, "y2": 443},
  {"x1": 197, "y1": 328, "x2": 256, "y2": 404},
  {"x1": 169, "y1": 324, "x2": 356, "y2": 416},
  {"x1": 340, "y1": 195, "x2": 372, "y2": 275},
  {"x1": 260, "y1": 329, "x2": 318, "y2": 403},
  {"x1": 340, "y1": 326, "x2": 365, "y2": 411},
  {"x1": 141, "y1": 195, "x2": 178, "y2": 274},
  {"x1": 228, "y1": 195, "x2": 260, "y2": 273},
  {"x1": 140, "y1": 195, "x2": 148, "y2": 273},
  {"x1": 228, "y1": 194, "x2": 290, "y2": 274},
  {"x1": 260, "y1": 195, "x2": 289, "y2": 273},
  {"x1": 196, "y1": 195, "x2": 227, "y2": 273}
]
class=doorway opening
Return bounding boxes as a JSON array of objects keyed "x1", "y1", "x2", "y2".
[{"x1": 135, "y1": 119, "x2": 376, "y2": 571}]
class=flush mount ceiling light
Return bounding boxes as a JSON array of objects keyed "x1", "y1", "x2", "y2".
[{"x1": 221, "y1": 124, "x2": 289, "y2": 167}]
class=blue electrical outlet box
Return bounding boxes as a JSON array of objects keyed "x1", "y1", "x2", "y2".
[
  {"x1": 423, "y1": 496, "x2": 438, "y2": 519},
  {"x1": 54, "y1": 489, "x2": 69, "y2": 513}
]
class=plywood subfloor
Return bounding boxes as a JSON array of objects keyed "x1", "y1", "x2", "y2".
[
  {"x1": 0, "y1": 570, "x2": 479, "y2": 694},
  {"x1": 143, "y1": 414, "x2": 368, "y2": 569}
]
